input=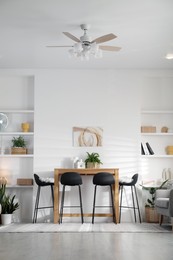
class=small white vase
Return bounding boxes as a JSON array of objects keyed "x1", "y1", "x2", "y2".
[{"x1": 1, "y1": 214, "x2": 12, "y2": 225}]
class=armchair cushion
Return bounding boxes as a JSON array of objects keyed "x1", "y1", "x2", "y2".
[
  {"x1": 155, "y1": 189, "x2": 173, "y2": 217},
  {"x1": 155, "y1": 198, "x2": 169, "y2": 209}
]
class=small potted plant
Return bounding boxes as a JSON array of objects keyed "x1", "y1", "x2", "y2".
[
  {"x1": 11, "y1": 135, "x2": 27, "y2": 154},
  {"x1": 1, "y1": 193, "x2": 19, "y2": 225},
  {"x1": 141, "y1": 179, "x2": 168, "y2": 223},
  {"x1": 85, "y1": 152, "x2": 103, "y2": 168}
]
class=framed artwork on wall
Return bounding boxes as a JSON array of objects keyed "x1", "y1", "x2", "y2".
[{"x1": 73, "y1": 127, "x2": 103, "y2": 147}]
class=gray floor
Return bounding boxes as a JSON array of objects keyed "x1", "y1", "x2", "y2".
[{"x1": 0, "y1": 232, "x2": 173, "y2": 260}]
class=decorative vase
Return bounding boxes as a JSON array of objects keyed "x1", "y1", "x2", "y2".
[
  {"x1": 1, "y1": 214, "x2": 12, "y2": 225},
  {"x1": 21, "y1": 123, "x2": 30, "y2": 132}
]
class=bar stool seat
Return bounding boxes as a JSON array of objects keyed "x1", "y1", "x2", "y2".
[
  {"x1": 92, "y1": 172, "x2": 116, "y2": 224},
  {"x1": 119, "y1": 173, "x2": 141, "y2": 223},
  {"x1": 33, "y1": 173, "x2": 54, "y2": 223},
  {"x1": 59, "y1": 172, "x2": 84, "y2": 224}
]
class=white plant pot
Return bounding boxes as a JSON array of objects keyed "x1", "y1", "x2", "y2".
[{"x1": 1, "y1": 214, "x2": 12, "y2": 225}]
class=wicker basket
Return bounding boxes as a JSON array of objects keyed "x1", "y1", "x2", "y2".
[
  {"x1": 11, "y1": 147, "x2": 27, "y2": 154},
  {"x1": 17, "y1": 178, "x2": 33, "y2": 185},
  {"x1": 145, "y1": 207, "x2": 159, "y2": 223},
  {"x1": 86, "y1": 162, "x2": 100, "y2": 168}
]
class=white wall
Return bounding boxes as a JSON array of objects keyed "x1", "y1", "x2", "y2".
[
  {"x1": 34, "y1": 70, "x2": 141, "y2": 173},
  {"x1": 0, "y1": 69, "x2": 173, "y2": 223}
]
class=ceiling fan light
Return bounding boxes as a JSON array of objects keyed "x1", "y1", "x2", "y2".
[
  {"x1": 90, "y1": 42, "x2": 98, "y2": 53},
  {"x1": 74, "y1": 43, "x2": 83, "y2": 53},
  {"x1": 80, "y1": 52, "x2": 89, "y2": 61},
  {"x1": 94, "y1": 49, "x2": 102, "y2": 59}
]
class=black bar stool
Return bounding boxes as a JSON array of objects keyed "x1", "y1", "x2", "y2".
[
  {"x1": 119, "y1": 173, "x2": 141, "y2": 223},
  {"x1": 92, "y1": 172, "x2": 116, "y2": 224},
  {"x1": 33, "y1": 173, "x2": 54, "y2": 223},
  {"x1": 59, "y1": 172, "x2": 84, "y2": 224}
]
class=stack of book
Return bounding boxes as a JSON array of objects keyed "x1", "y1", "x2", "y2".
[{"x1": 141, "y1": 142, "x2": 154, "y2": 155}]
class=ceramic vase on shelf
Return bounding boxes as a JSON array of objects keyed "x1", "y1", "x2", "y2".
[{"x1": 21, "y1": 122, "x2": 30, "y2": 132}]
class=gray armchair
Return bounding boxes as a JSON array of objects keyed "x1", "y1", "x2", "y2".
[{"x1": 155, "y1": 189, "x2": 173, "y2": 227}]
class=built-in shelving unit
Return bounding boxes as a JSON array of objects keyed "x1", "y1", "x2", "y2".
[
  {"x1": 0, "y1": 109, "x2": 34, "y2": 156},
  {"x1": 141, "y1": 110, "x2": 173, "y2": 157},
  {"x1": 140, "y1": 109, "x2": 173, "y2": 178},
  {"x1": 0, "y1": 77, "x2": 34, "y2": 222}
]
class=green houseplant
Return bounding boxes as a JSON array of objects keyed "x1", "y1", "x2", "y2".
[
  {"x1": 11, "y1": 135, "x2": 27, "y2": 154},
  {"x1": 141, "y1": 179, "x2": 168, "y2": 208},
  {"x1": 1, "y1": 194, "x2": 19, "y2": 214},
  {"x1": 141, "y1": 179, "x2": 168, "y2": 223},
  {"x1": 85, "y1": 152, "x2": 103, "y2": 168},
  {"x1": 1, "y1": 194, "x2": 19, "y2": 225}
]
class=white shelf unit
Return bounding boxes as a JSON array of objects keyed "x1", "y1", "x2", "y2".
[
  {"x1": 141, "y1": 110, "x2": 173, "y2": 157},
  {"x1": 140, "y1": 110, "x2": 173, "y2": 179},
  {"x1": 0, "y1": 110, "x2": 34, "y2": 156},
  {"x1": 0, "y1": 76, "x2": 34, "y2": 223}
]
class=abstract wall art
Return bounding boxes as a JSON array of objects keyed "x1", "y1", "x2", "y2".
[{"x1": 73, "y1": 127, "x2": 103, "y2": 147}]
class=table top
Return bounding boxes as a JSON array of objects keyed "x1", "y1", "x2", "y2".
[{"x1": 54, "y1": 168, "x2": 119, "y2": 175}]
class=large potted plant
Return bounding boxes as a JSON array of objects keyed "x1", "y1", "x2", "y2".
[
  {"x1": 141, "y1": 179, "x2": 168, "y2": 223},
  {"x1": 1, "y1": 194, "x2": 19, "y2": 225},
  {"x1": 85, "y1": 152, "x2": 103, "y2": 168},
  {"x1": 11, "y1": 135, "x2": 27, "y2": 154}
]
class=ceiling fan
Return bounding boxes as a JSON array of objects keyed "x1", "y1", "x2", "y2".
[{"x1": 47, "y1": 24, "x2": 121, "y2": 59}]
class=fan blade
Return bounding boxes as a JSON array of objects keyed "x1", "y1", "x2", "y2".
[
  {"x1": 47, "y1": 45, "x2": 73, "y2": 48},
  {"x1": 91, "y1": 33, "x2": 117, "y2": 44},
  {"x1": 99, "y1": 46, "x2": 121, "y2": 52},
  {"x1": 63, "y1": 32, "x2": 80, "y2": 43}
]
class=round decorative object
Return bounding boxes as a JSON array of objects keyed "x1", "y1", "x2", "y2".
[{"x1": 0, "y1": 113, "x2": 8, "y2": 132}]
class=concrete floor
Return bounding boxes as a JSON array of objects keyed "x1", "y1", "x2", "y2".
[{"x1": 0, "y1": 232, "x2": 173, "y2": 260}]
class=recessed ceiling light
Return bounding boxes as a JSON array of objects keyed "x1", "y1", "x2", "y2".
[{"x1": 165, "y1": 53, "x2": 173, "y2": 60}]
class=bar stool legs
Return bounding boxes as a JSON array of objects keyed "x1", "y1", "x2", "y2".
[
  {"x1": 59, "y1": 185, "x2": 84, "y2": 224},
  {"x1": 92, "y1": 184, "x2": 116, "y2": 224},
  {"x1": 59, "y1": 172, "x2": 84, "y2": 224},
  {"x1": 78, "y1": 185, "x2": 84, "y2": 224},
  {"x1": 33, "y1": 184, "x2": 54, "y2": 223},
  {"x1": 119, "y1": 184, "x2": 141, "y2": 223}
]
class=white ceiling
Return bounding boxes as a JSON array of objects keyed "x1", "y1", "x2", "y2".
[{"x1": 0, "y1": 0, "x2": 173, "y2": 69}]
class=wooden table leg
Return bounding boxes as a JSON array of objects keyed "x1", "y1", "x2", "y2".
[
  {"x1": 114, "y1": 169, "x2": 119, "y2": 223},
  {"x1": 54, "y1": 169, "x2": 59, "y2": 223}
]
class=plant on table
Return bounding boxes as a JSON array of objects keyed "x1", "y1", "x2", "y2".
[{"x1": 85, "y1": 152, "x2": 103, "y2": 168}]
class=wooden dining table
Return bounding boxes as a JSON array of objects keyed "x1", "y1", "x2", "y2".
[{"x1": 53, "y1": 168, "x2": 119, "y2": 223}]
